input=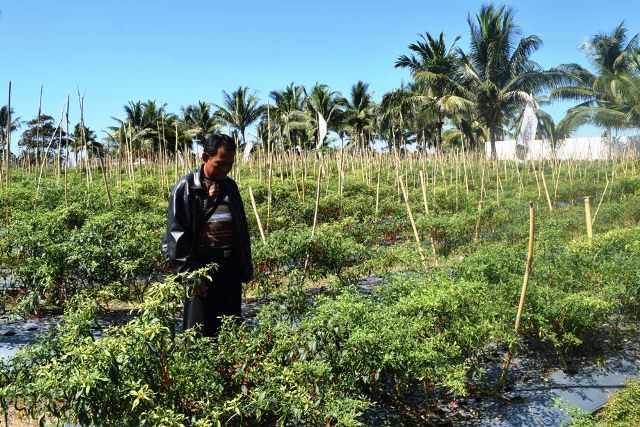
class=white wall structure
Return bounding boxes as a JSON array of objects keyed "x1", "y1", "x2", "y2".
[{"x1": 486, "y1": 136, "x2": 640, "y2": 160}]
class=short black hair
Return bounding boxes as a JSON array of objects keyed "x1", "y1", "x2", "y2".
[{"x1": 202, "y1": 134, "x2": 237, "y2": 156}]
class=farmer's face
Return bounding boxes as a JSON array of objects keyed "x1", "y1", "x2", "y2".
[{"x1": 203, "y1": 146, "x2": 235, "y2": 180}]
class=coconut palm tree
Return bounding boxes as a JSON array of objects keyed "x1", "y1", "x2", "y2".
[
  {"x1": 110, "y1": 100, "x2": 180, "y2": 154},
  {"x1": 442, "y1": 118, "x2": 488, "y2": 150},
  {"x1": 269, "y1": 83, "x2": 307, "y2": 149},
  {"x1": 303, "y1": 83, "x2": 344, "y2": 149},
  {"x1": 214, "y1": 86, "x2": 263, "y2": 148},
  {"x1": 551, "y1": 23, "x2": 640, "y2": 133},
  {"x1": 535, "y1": 110, "x2": 579, "y2": 150},
  {"x1": 380, "y1": 84, "x2": 415, "y2": 150},
  {"x1": 73, "y1": 123, "x2": 98, "y2": 153},
  {"x1": 581, "y1": 22, "x2": 639, "y2": 75},
  {"x1": 342, "y1": 81, "x2": 377, "y2": 150},
  {"x1": 181, "y1": 101, "x2": 220, "y2": 143},
  {"x1": 396, "y1": 32, "x2": 469, "y2": 151},
  {"x1": 460, "y1": 4, "x2": 560, "y2": 158},
  {"x1": 563, "y1": 70, "x2": 640, "y2": 132}
]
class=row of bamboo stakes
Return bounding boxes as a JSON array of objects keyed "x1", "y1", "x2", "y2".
[
  {"x1": 237, "y1": 142, "x2": 607, "y2": 273},
  {"x1": 1, "y1": 130, "x2": 621, "y2": 240},
  {"x1": 3, "y1": 81, "x2": 636, "y2": 203},
  {"x1": 0, "y1": 93, "x2": 625, "y2": 257}
]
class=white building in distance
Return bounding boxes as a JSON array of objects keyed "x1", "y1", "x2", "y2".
[{"x1": 486, "y1": 136, "x2": 640, "y2": 161}]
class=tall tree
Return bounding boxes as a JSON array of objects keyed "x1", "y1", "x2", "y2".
[
  {"x1": 380, "y1": 84, "x2": 414, "y2": 150},
  {"x1": 535, "y1": 109, "x2": 579, "y2": 150},
  {"x1": 581, "y1": 22, "x2": 639, "y2": 75},
  {"x1": 181, "y1": 101, "x2": 220, "y2": 143},
  {"x1": 377, "y1": 81, "x2": 457, "y2": 150},
  {"x1": 461, "y1": 4, "x2": 559, "y2": 158},
  {"x1": 442, "y1": 118, "x2": 488, "y2": 150},
  {"x1": 551, "y1": 23, "x2": 640, "y2": 132},
  {"x1": 73, "y1": 123, "x2": 99, "y2": 154},
  {"x1": 0, "y1": 105, "x2": 20, "y2": 157},
  {"x1": 396, "y1": 32, "x2": 467, "y2": 150},
  {"x1": 19, "y1": 114, "x2": 65, "y2": 161},
  {"x1": 304, "y1": 83, "x2": 343, "y2": 149},
  {"x1": 214, "y1": 86, "x2": 262, "y2": 147},
  {"x1": 342, "y1": 81, "x2": 377, "y2": 150},
  {"x1": 269, "y1": 83, "x2": 307, "y2": 149},
  {"x1": 110, "y1": 100, "x2": 182, "y2": 154}
]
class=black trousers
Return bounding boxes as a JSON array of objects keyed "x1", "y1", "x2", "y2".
[{"x1": 183, "y1": 252, "x2": 242, "y2": 337}]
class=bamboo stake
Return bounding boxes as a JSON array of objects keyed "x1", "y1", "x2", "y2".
[
  {"x1": 266, "y1": 151, "x2": 273, "y2": 233},
  {"x1": 399, "y1": 175, "x2": 428, "y2": 269},
  {"x1": 553, "y1": 160, "x2": 562, "y2": 200},
  {"x1": 97, "y1": 151, "x2": 113, "y2": 208},
  {"x1": 584, "y1": 196, "x2": 593, "y2": 245},
  {"x1": 301, "y1": 141, "x2": 306, "y2": 203},
  {"x1": 473, "y1": 200, "x2": 484, "y2": 245},
  {"x1": 123, "y1": 129, "x2": 130, "y2": 185},
  {"x1": 338, "y1": 141, "x2": 345, "y2": 197},
  {"x1": 311, "y1": 157, "x2": 323, "y2": 235},
  {"x1": 290, "y1": 149, "x2": 300, "y2": 200},
  {"x1": 439, "y1": 154, "x2": 448, "y2": 195},
  {"x1": 4, "y1": 82, "x2": 11, "y2": 192},
  {"x1": 533, "y1": 164, "x2": 541, "y2": 198},
  {"x1": 419, "y1": 169, "x2": 429, "y2": 215},
  {"x1": 455, "y1": 153, "x2": 460, "y2": 211},
  {"x1": 116, "y1": 147, "x2": 122, "y2": 191},
  {"x1": 432, "y1": 158, "x2": 437, "y2": 198},
  {"x1": 248, "y1": 186, "x2": 266, "y2": 244},
  {"x1": 36, "y1": 104, "x2": 65, "y2": 199},
  {"x1": 499, "y1": 202, "x2": 535, "y2": 387},
  {"x1": 496, "y1": 161, "x2": 504, "y2": 203},
  {"x1": 375, "y1": 161, "x2": 381, "y2": 216},
  {"x1": 462, "y1": 145, "x2": 470, "y2": 195},
  {"x1": 479, "y1": 159, "x2": 486, "y2": 200},
  {"x1": 127, "y1": 122, "x2": 136, "y2": 196},
  {"x1": 36, "y1": 85, "x2": 43, "y2": 177},
  {"x1": 78, "y1": 92, "x2": 93, "y2": 188},
  {"x1": 159, "y1": 119, "x2": 169, "y2": 196},
  {"x1": 591, "y1": 176, "x2": 610, "y2": 225},
  {"x1": 64, "y1": 95, "x2": 69, "y2": 205},
  {"x1": 174, "y1": 122, "x2": 179, "y2": 181},
  {"x1": 503, "y1": 159, "x2": 508, "y2": 188},
  {"x1": 540, "y1": 169, "x2": 553, "y2": 212},
  {"x1": 85, "y1": 95, "x2": 113, "y2": 209},
  {"x1": 515, "y1": 162, "x2": 524, "y2": 197},
  {"x1": 56, "y1": 108, "x2": 62, "y2": 182},
  {"x1": 303, "y1": 157, "x2": 324, "y2": 274}
]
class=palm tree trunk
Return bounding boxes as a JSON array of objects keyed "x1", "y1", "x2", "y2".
[
  {"x1": 490, "y1": 128, "x2": 498, "y2": 159},
  {"x1": 435, "y1": 119, "x2": 444, "y2": 152}
]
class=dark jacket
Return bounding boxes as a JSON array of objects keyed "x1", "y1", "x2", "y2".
[{"x1": 161, "y1": 166, "x2": 253, "y2": 283}]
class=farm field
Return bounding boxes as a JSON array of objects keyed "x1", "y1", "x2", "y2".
[
  {"x1": 4, "y1": 2, "x2": 640, "y2": 425},
  {"x1": 1, "y1": 151, "x2": 639, "y2": 426}
]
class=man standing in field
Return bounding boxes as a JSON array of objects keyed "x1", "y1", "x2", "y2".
[{"x1": 162, "y1": 134, "x2": 253, "y2": 336}]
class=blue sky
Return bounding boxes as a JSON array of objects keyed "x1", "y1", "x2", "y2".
[{"x1": 2, "y1": 0, "x2": 640, "y2": 149}]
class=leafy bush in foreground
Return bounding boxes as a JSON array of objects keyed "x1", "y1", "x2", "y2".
[
  {"x1": 0, "y1": 268, "x2": 370, "y2": 426},
  {"x1": 0, "y1": 268, "x2": 512, "y2": 426}
]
